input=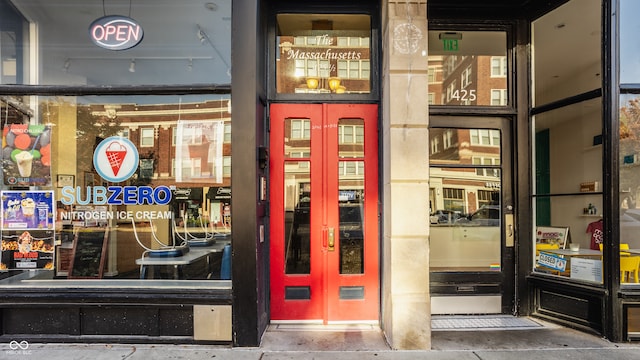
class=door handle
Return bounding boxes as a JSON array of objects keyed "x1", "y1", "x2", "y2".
[
  {"x1": 328, "y1": 227, "x2": 335, "y2": 251},
  {"x1": 505, "y1": 214, "x2": 514, "y2": 247}
]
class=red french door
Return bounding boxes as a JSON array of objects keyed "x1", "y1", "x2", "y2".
[{"x1": 269, "y1": 103, "x2": 379, "y2": 323}]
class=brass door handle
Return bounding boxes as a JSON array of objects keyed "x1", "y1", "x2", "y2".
[
  {"x1": 505, "y1": 214, "x2": 514, "y2": 247},
  {"x1": 328, "y1": 227, "x2": 335, "y2": 251}
]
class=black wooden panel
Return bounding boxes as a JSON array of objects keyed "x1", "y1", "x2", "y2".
[
  {"x1": 539, "y1": 290, "x2": 590, "y2": 320},
  {"x1": 81, "y1": 307, "x2": 158, "y2": 335},
  {"x1": 158, "y1": 307, "x2": 193, "y2": 336},
  {"x1": 3, "y1": 307, "x2": 80, "y2": 335}
]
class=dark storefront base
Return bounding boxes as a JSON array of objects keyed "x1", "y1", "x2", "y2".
[
  {"x1": 529, "y1": 276, "x2": 605, "y2": 336},
  {"x1": 0, "y1": 287, "x2": 232, "y2": 344},
  {"x1": 620, "y1": 293, "x2": 640, "y2": 341}
]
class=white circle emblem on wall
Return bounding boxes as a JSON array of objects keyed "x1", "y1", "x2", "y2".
[
  {"x1": 93, "y1": 136, "x2": 139, "y2": 182},
  {"x1": 393, "y1": 23, "x2": 422, "y2": 55}
]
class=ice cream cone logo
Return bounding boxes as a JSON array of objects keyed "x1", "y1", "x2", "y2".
[
  {"x1": 93, "y1": 136, "x2": 139, "y2": 183},
  {"x1": 105, "y1": 141, "x2": 128, "y2": 176}
]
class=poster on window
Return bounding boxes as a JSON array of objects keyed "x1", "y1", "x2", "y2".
[
  {"x1": 2, "y1": 124, "x2": 52, "y2": 186},
  {"x1": 1, "y1": 190, "x2": 55, "y2": 230},
  {"x1": 174, "y1": 120, "x2": 224, "y2": 183},
  {"x1": 1, "y1": 229, "x2": 55, "y2": 270}
]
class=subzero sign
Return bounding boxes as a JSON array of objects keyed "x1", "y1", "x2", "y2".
[{"x1": 93, "y1": 137, "x2": 139, "y2": 182}]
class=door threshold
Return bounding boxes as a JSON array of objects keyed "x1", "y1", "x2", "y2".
[
  {"x1": 269, "y1": 323, "x2": 379, "y2": 332},
  {"x1": 431, "y1": 314, "x2": 550, "y2": 331}
]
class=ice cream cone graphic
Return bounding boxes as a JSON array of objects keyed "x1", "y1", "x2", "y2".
[{"x1": 104, "y1": 141, "x2": 128, "y2": 176}]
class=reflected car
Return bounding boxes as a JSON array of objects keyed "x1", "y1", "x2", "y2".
[
  {"x1": 429, "y1": 210, "x2": 461, "y2": 224},
  {"x1": 455, "y1": 205, "x2": 500, "y2": 226}
]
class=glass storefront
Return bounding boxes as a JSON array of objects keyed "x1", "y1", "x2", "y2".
[
  {"x1": 620, "y1": 0, "x2": 640, "y2": 288},
  {"x1": 530, "y1": 0, "x2": 603, "y2": 283},
  {"x1": 0, "y1": 1, "x2": 231, "y2": 284}
]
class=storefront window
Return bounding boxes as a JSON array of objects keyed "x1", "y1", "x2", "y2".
[
  {"x1": 0, "y1": 94, "x2": 231, "y2": 282},
  {"x1": 531, "y1": 0, "x2": 601, "y2": 106},
  {"x1": 620, "y1": 0, "x2": 640, "y2": 84},
  {"x1": 0, "y1": 1, "x2": 231, "y2": 285},
  {"x1": 532, "y1": 98, "x2": 603, "y2": 283},
  {"x1": 427, "y1": 30, "x2": 507, "y2": 106},
  {"x1": 276, "y1": 14, "x2": 371, "y2": 94},
  {"x1": 0, "y1": 1, "x2": 29, "y2": 84},
  {"x1": 619, "y1": 94, "x2": 640, "y2": 288},
  {"x1": 531, "y1": 0, "x2": 603, "y2": 283},
  {"x1": 620, "y1": 1, "x2": 640, "y2": 289},
  {"x1": 2, "y1": 0, "x2": 231, "y2": 86}
]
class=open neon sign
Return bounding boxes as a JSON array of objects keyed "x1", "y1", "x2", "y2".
[{"x1": 89, "y1": 15, "x2": 144, "y2": 50}]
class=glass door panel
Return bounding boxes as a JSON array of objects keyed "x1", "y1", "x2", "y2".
[
  {"x1": 429, "y1": 118, "x2": 514, "y2": 315},
  {"x1": 429, "y1": 127, "x2": 502, "y2": 271}
]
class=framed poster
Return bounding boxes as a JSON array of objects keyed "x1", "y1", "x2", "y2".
[
  {"x1": 84, "y1": 172, "x2": 95, "y2": 187},
  {"x1": 536, "y1": 226, "x2": 570, "y2": 249},
  {"x1": 57, "y1": 174, "x2": 75, "y2": 187}
]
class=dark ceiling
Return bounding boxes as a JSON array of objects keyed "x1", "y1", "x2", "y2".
[{"x1": 427, "y1": 0, "x2": 568, "y2": 20}]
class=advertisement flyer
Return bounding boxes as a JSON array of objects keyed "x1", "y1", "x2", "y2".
[
  {"x1": 1, "y1": 191, "x2": 56, "y2": 271},
  {"x1": 1, "y1": 190, "x2": 55, "y2": 230},
  {"x1": 2, "y1": 124, "x2": 52, "y2": 186},
  {"x1": 1, "y1": 230, "x2": 55, "y2": 270}
]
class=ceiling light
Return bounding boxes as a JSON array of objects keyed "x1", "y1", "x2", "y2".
[
  {"x1": 205, "y1": 2, "x2": 217, "y2": 11},
  {"x1": 129, "y1": 59, "x2": 136, "y2": 73},
  {"x1": 198, "y1": 29, "x2": 206, "y2": 44},
  {"x1": 187, "y1": 58, "x2": 193, "y2": 71},
  {"x1": 62, "y1": 59, "x2": 70, "y2": 72}
]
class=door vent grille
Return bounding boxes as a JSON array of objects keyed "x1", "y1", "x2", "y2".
[
  {"x1": 285, "y1": 286, "x2": 311, "y2": 300},
  {"x1": 340, "y1": 286, "x2": 364, "y2": 300}
]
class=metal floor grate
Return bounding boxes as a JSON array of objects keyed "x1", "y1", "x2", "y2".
[{"x1": 431, "y1": 315, "x2": 545, "y2": 331}]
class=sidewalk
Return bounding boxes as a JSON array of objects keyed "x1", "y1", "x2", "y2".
[
  {"x1": 5, "y1": 342, "x2": 640, "y2": 360},
  {"x1": 5, "y1": 319, "x2": 640, "y2": 360}
]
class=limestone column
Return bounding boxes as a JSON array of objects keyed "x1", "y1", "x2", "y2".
[{"x1": 381, "y1": 0, "x2": 431, "y2": 350}]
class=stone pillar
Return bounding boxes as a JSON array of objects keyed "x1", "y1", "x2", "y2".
[{"x1": 381, "y1": 0, "x2": 431, "y2": 350}]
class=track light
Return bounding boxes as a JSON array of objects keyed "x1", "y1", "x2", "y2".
[
  {"x1": 129, "y1": 59, "x2": 136, "y2": 73},
  {"x1": 62, "y1": 59, "x2": 70, "y2": 72},
  {"x1": 187, "y1": 58, "x2": 193, "y2": 71},
  {"x1": 197, "y1": 29, "x2": 206, "y2": 44}
]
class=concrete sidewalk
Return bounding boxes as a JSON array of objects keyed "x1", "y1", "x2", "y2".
[
  {"x1": 5, "y1": 319, "x2": 640, "y2": 360},
  {"x1": 5, "y1": 343, "x2": 640, "y2": 360}
]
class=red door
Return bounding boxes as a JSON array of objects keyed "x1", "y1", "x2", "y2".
[{"x1": 270, "y1": 103, "x2": 379, "y2": 323}]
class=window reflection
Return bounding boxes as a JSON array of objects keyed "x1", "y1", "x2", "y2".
[
  {"x1": 621, "y1": 0, "x2": 640, "y2": 83},
  {"x1": 620, "y1": 94, "x2": 640, "y2": 287},
  {"x1": 276, "y1": 14, "x2": 371, "y2": 94},
  {"x1": 2, "y1": 0, "x2": 231, "y2": 86},
  {"x1": 429, "y1": 127, "x2": 501, "y2": 272},
  {"x1": 427, "y1": 31, "x2": 507, "y2": 106}
]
